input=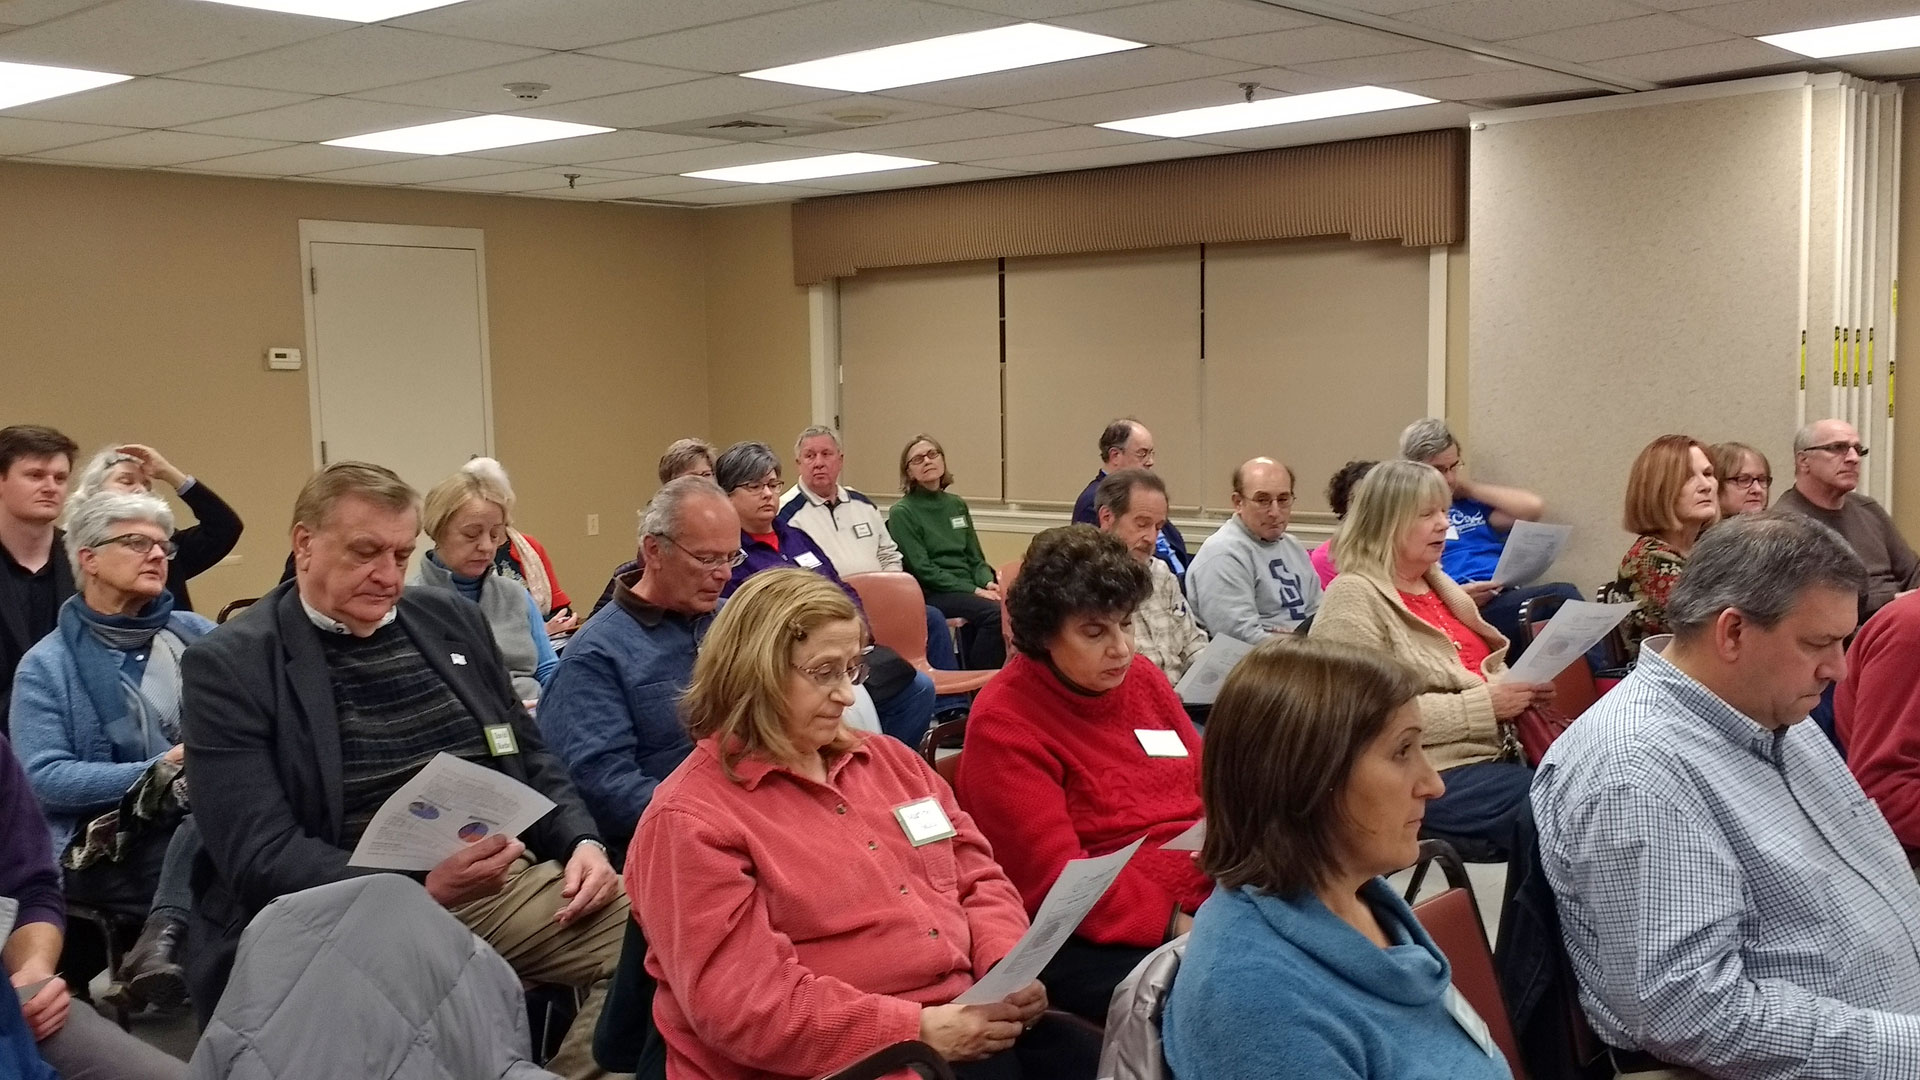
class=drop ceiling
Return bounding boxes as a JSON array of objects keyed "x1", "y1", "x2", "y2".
[{"x1": 0, "y1": 0, "x2": 1914, "y2": 205}]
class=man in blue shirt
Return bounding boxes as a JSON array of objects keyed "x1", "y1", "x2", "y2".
[
  {"x1": 1400, "y1": 418, "x2": 1582, "y2": 658},
  {"x1": 1071, "y1": 418, "x2": 1189, "y2": 583}
]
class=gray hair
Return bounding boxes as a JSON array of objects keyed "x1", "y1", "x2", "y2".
[
  {"x1": 793, "y1": 425, "x2": 842, "y2": 457},
  {"x1": 1792, "y1": 420, "x2": 1848, "y2": 453},
  {"x1": 1399, "y1": 417, "x2": 1457, "y2": 463},
  {"x1": 714, "y1": 441, "x2": 781, "y2": 492},
  {"x1": 65, "y1": 491, "x2": 174, "y2": 578},
  {"x1": 1666, "y1": 511, "x2": 1866, "y2": 637},
  {"x1": 71, "y1": 447, "x2": 144, "y2": 503},
  {"x1": 639, "y1": 476, "x2": 728, "y2": 541}
]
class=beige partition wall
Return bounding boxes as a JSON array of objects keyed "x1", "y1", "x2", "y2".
[
  {"x1": 837, "y1": 261, "x2": 1002, "y2": 500},
  {"x1": 1204, "y1": 238, "x2": 1430, "y2": 513},
  {"x1": 1469, "y1": 73, "x2": 1899, "y2": 589}
]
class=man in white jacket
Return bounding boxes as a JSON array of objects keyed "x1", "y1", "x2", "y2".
[{"x1": 1188, "y1": 457, "x2": 1322, "y2": 643}]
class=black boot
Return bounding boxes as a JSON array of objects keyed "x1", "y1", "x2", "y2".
[{"x1": 118, "y1": 914, "x2": 190, "y2": 1013}]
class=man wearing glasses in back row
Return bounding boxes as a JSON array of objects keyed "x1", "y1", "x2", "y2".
[{"x1": 1773, "y1": 417, "x2": 1920, "y2": 620}]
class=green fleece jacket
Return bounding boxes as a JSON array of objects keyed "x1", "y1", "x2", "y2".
[{"x1": 887, "y1": 487, "x2": 995, "y2": 594}]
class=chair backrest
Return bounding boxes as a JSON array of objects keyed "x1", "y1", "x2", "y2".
[
  {"x1": 919, "y1": 714, "x2": 966, "y2": 787},
  {"x1": 817, "y1": 1041, "x2": 955, "y2": 1080},
  {"x1": 1413, "y1": 890, "x2": 1528, "y2": 1078},
  {"x1": 996, "y1": 560, "x2": 1021, "y2": 654},
  {"x1": 593, "y1": 916, "x2": 667, "y2": 1079},
  {"x1": 1097, "y1": 935, "x2": 1187, "y2": 1080},
  {"x1": 843, "y1": 572, "x2": 930, "y2": 668},
  {"x1": 1526, "y1": 617, "x2": 1603, "y2": 719},
  {"x1": 216, "y1": 597, "x2": 259, "y2": 624}
]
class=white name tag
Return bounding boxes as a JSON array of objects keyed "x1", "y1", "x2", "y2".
[
  {"x1": 1135, "y1": 729, "x2": 1189, "y2": 757},
  {"x1": 852, "y1": 522, "x2": 873, "y2": 539},
  {"x1": 950, "y1": 515, "x2": 968, "y2": 530},
  {"x1": 794, "y1": 552, "x2": 822, "y2": 569},
  {"x1": 1446, "y1": 525, "x2": 1460, "y2": 540},
  {"x1": 1442, "y1": 985, "x2": 1500, "y2": 1059},
  {"x1": 894, "y1": 797, "x2": 958, "y2": 847}
]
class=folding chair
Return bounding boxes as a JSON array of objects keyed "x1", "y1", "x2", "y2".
[
  {"x1": 818, "y1": 1041, "x2": 954, "y2": 1080},
  {"x1": 1405, "y1": 840, "x2": 1528, "y2": 1078},
  {"x1": 919, "y1": 714, "x2": 966, "y2": 787},
  {"x1": 845, "y1": 572, "x2": 995, "y2": 695}
]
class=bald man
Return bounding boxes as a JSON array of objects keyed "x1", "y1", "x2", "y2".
[
  {"x1": 1774, "y1": 417, "x2": 1919, "y2": 618},
  {"x1": 1187, "y1": 458, "x2": 1321, "y2": 643}
]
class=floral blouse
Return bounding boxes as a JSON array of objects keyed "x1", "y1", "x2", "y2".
[{"x1": 1613, "y1": 534, "x2": 1687, "y2": 661}]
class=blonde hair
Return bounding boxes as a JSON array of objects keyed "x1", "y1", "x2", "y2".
[
  {"x1": 682, "y1": 568, "x2": 864, "y2": 778},
  {"x1": 423, "y1": 458, "x2": 515, "y2": 542},
  {"x1": 1332, "y1": 460, "x2": 1450, "y2": 581}
]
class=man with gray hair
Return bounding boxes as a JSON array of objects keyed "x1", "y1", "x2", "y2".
[
  {"x1": 1532, "y1": 511, "x2": 1920, "y2": 1079},
  {"x1": 1773, "y1": 416, "x2": 1918, "y2": 619},
  {"x1": 536, "y1": 475, "x2": 734, "y2": 853}
]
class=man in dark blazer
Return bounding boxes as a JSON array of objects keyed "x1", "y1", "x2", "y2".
[
  {"x1": 0, "y1": 425, "x2": 78, "y2": 738},
  {"x1": 182, "y1": 462, "x2": 623, "y2": 1080}
]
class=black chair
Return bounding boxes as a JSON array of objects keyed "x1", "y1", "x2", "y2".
[
  {"x1": 819, "y1": 1041, "x2": 955, "y2": 1080},
  {"x1": 593, "y1": 917, "x2": 667, "y2": 1079},
  {"x1": 918, "y1": 714, "x2": 967, "y2": 787},
  {"x1": 215, "y1": 597, "x2": 258, "y2": 624},
  {"x1": 64, "y1": 901, "x2": 137, "y2": 1029}
]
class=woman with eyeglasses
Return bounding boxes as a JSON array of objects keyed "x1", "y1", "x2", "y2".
[
  {"x1": 630, "y1": 568, "x2": 1097, "y2": 1080},
  {"x1": 1609, "y1": 435, "x2": 1720, "y2": 661},
  {"x1": 888, "y1": 434, "x2": 1005, "y2": 669},
  {"x1": 12, "y1": 491, "x2": 215, "y2": 1013},
  {"x1": 1708, "y1": 442, "x2": 1773, "y2": 519},
  {"x1": 412, "y1": 461, "x2": 558, "y2": 705},
  {"x1": 69, "y1": 443, "x2": 242, "y2": 615}
]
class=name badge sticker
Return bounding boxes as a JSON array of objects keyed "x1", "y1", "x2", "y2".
[
  {"x1": 1441, "y1": 985, "x2": 1500, "y2": 1059},
  {"x1": 950, "y1": 516, "x2": 969, "y2": 530},
  {"x1": 794, "y1": 552, "x2": 822, "y2": 569},
  {"x1": 483, "y1": 724, "x2": 519, "y2": 757},
  {"x1": 1445, "y1": 525, "x2": 1460, "y2": 540},
  {"x1": 851, "y1": 522, "x2": 873, "y2": 539},
  {"x1": 894, "y1": 797, "x2": 958, "y2": 847},
  {"x1": 1135, "y1": 729, "x2": 1189, "y2": 757}
]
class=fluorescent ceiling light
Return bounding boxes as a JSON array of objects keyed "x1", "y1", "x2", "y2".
[
  {"x1": 742, "y1": 22, "x2": 1144, "y2": 93},
  {"x1": 0, "y1": 60, "x2": 131, "y2": 112},
  {"x1": 188, "y1": 0, "x2": 470, "y2": 20},
  {"x1": 685, "y1": 152, "x2": 936, "y2": 185},
  {"x1": 1098, "y1": 85, "x2": 1438, "y2": 138},
  {"x1": 325, "y1": 115, "x2": 614, "y2": 155},
  {"x1": 1759, "y1": 15, "x2": 1920, "y2": 58}
]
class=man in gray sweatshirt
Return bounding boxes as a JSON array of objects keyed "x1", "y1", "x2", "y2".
[{"x1": 1188, "y1": 457, "x2": 1322, "y2": 643}]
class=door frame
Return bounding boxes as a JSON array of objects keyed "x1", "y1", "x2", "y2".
[{"x1": 298, "y1": 219, "x2": 496, "y2": 470}]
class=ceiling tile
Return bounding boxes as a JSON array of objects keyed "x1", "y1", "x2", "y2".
[
  {"x1": 930, "y1": 0, "x2": 1145, "y2": 14},
  {"x1": 1287, "y1": 45, "x2": 1501, "y2": 82},
  {"x1": 649, "y1": 181, "x2": 836, "y2": 203},
  {"x1": 306, "y1": 155, "x2": 535, "y2": 183},
  {"x1": 1499, "y1": 13, "x2": 1732, "y2": 60},
  {"x1": 178, "y1": 96, "x2": 470, "y2": 141},
  {"x1": 989, "y1": 68, "x2": 1343, "y2": 123},
  {"x1": 1584, "y1": 35, "x2": 1800, "y2": 81},
  {"x1": 773, "y1": 108, "x2": 1060, "y2": 151},
  {"x1": 1183, "y1": 98, "x2": 1473, "y2": 147},
  {"x1": 389, "y1": 0, "x2": 818, "y2": 52},
  {"x1": 1, "y1": 76, "x2": 310, "y2": 127},
  {"x1": 0, "y1": 0, "x2": 345, "y2": 75},
  {"x1": 464, "y1": 128, "x2": 733, "y2": 164},
  {"x1": 414, "y1": 168, "x2": 595, "y2": 193},
  {"x1": 582, "y1": 0, "x2": 1009, "y2": 73},
  {"x1": 1622, "y1": 0, "x2": 1742, "y2": 8},
  {"x1": 1384, "y1": 66, "x2": 1605, "y2": 100},
  {"x1": 174, "y1": 142, "x2": 401, "y2": 175},
  {"x1": 585, "y1": 141, "x2": 830, "y2": 175},
  {"x1": 967, "y1": 137, "x2": 1232, "y2": 172},
  {"x1": 516, "y1": 76, "x2": 836, "y2": 129},
  {"x1": 563, "y1": 174, "x2": 732, "y2": 199},
  {"x1": 1051, "y1": 0, "x2": 1319, "y2": 45},
  {"x1": 874, "y1": 44, "x2": 1258, "y2": 109},
  {"x1": 1668, "y1": 0, "x2": 1920, "y2": 36},
  {"x1": 0, "y1": 115, "x2": 134, "y2": 153},
  {"x1": 799, "y1": 161, "x2": 1018, "y2": 189},
  {"x1": 351, "y1": 53, "x2": 705, "y2": 112},
  {"x1": 1387, "y1": 0, "x2": 1649, "y2": 41},
  {"x1": 1309, "y1": 0, "x2": 1448, "y2": 11},
  {"x1": 0, "y1": 1, "x2": 108, "y2": 24},
  {"x1": 891, "y1": 124, "x2": 1151, "y2": 162},
  {"x1": 751, "y1": 94, "x2": 964, "y2": 126},
  {"x1": 1182, "y1": 24, "x2": 1424, "y2": 66},
  {"x1": 27, "y1": 128, "x2": 290, "y2": 165},
  {"x1": 169, "y1": 25, "x2": 543, "y2": 95}
]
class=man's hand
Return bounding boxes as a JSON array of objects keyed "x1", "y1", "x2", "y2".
[
  {"x1": 555, "y1": 841, "x2": 619, "y2": 926},
  {"x1": 11, "y1": 970, "x2": 68, "y2": 1041},
  {"x1": 114, "y1": 444, "x2": 188, "y2": 489},
  {"x1": 1461, "y1": 581, "x2": 1503, "y2": 608},
  {"x1": 919, "y1": 1001, "x2": 1023, "y2": 1062},
  {"x1": 424, "y1": 834, "x2": 523, "y2": 908}
]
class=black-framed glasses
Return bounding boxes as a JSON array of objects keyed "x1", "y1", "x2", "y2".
[
  {"x1": 907, "y1": 448, "x2": 943, "y2": 467},
  {"x1": 1726, "y1": 473, "x2": 1774, "y2": 489},
  {"x1": 731, "y1": 477, "x2": 783, "y2": 494},
  {"x1": 1803, "y1": 441, "x2": 1869, "y2": 458},
  {"x1": 793, "y1": 658, "x2": 871, "y2": 688},
  {"x1": 97, "y1": 534, "x2": 177, "y2": 560},
  {"x1": 660, "y1": 536, "x2": 745, "y2": 569}
]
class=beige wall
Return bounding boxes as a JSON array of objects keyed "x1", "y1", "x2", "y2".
[
  {"x1": 702, "y1": 203, "x2": 813, "y2": 456},
  {"x1": 1, "y1": 161, "x2": 709, "y2": 615},
  {"x1": 1897, "y1": 84, "x2": 1920, "y2": 540}
]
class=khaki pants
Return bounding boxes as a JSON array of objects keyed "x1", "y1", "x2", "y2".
[{"x1": 451, "y1": 857, "x2": 631, "y2": 1080}]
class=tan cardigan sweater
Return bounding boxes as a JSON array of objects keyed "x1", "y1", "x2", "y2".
[{"x1": 1309, "y1": 567, "x2": 1512, "y2": 773}]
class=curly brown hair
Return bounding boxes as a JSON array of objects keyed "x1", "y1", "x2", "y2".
[{"x1": 1007, "y1": 525, "x2": 1150, "y2": 659}]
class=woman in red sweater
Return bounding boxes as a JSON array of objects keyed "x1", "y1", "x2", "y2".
[
  {"x1": 957, "y1": 525, "x2": 1209, "y2": 1021},
  {"x1": 629, "y1": 569, "x2": 1094, "y2": 1080}
]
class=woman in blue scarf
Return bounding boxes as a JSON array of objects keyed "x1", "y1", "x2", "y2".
[{"x1": 11, "y1": 490, "x2": 213, "y2": 1014}]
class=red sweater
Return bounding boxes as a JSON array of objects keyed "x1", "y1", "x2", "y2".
[
  {"x1": 956, "y1": 653, "x2": 1209, "y2": 947},
  {"x1": 1837, "y1": 593, "x2": 1920, "y2": 856}
]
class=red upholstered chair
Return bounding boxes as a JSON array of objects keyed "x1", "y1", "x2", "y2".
[
  {"x1": 1406, "y1": 841, "x2": 1528, "y2": 1079},
  {"x1": 845, "y1": 572, "x2": 995, "y2": 695}
]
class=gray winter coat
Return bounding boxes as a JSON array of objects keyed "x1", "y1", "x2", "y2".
[
  {"x1": 187, "y1": 875, "x2": 557, "y2": 1080},
  {"x1": 1097, "y1": 935, "x2": 1187, "y2": 1080}
]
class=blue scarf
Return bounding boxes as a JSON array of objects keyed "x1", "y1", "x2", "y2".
[{"x1": 57, "y1": 592, "x2": 205, "y2": 762}]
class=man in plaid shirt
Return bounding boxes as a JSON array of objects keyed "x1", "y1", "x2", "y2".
[{"x1": 1534, "y1": 511, "x2": 1920, "y2": 1080}]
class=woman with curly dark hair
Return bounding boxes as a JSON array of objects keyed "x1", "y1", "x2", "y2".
[{"x1": 954, "y1": 525, "x2": 1208, "y2": 1021}]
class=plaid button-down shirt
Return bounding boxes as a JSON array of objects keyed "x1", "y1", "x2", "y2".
[{"x1": 1533, "y1": 639, "x2": 1920, "y2": 1078}]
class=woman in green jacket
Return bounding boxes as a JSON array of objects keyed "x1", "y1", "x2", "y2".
[{"x1": 888, "y1": 434, "x2": 1006, "y2": 669}]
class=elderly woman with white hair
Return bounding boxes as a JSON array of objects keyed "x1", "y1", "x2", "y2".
[
  {"x1": 70, "y1": 444, "x2": 242, "y2": 614},
  {"x1": 11, "y1": 490, "x2": 215, "y2": 1012},
  {"x1": 413, "y1": 459, "x2": 559, "y2": 704}
]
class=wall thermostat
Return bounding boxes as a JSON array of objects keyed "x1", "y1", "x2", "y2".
[{"x1": 267, "y1": 347, "x2": 302, "y2": 370}]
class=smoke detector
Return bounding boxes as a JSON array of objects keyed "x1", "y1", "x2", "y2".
[{"x1": 503, "y1": 82, "x2": 551, "y2": 102}]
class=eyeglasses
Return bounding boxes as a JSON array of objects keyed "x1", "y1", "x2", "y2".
[
  {"x1": 661, "y1": 536, "x2": 746, "y2": 569},
  {"x1": 732, "y1": 477, "x2": 783, "y2": 495},
  {"x1": 907, "y1": 448, "x2": 943, "y2": 468},
  {"x1": 96, "y1": 534, "x2": 177, "y2": 560},
  {"x1": 1246, "y1": 493, "x2": 1295, "y2": 509},
  {"x1": 1726, "y1": 473, "x2": 1774, "y2": 489},
  {"x1": 1127, "y1": 447, "x2": 1156, "y2": 464},
  {"x1": 793, "y1": 658, "x2": 871, "y2": 688},
  {"x1": 1803, "y1": 441, "x2": 1869, "y2": 458}
]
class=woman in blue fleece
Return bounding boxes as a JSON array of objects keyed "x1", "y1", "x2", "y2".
[{"x1": 1162, "y1": 637, "x2": 1512, "y2": 1080}]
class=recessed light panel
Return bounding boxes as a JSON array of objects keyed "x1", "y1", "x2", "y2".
[
  {"x1": 685, "y1": 153, "x2": 936, "y2": 184},
  {"x1": 1759, "y1": 15, "x2": 1920, "y2": 58},
  {"x1": 325, "y1": 115, "x2": 614, "y2": 155},
  {"x1": 189, "y1": 0, "x2": 470, "y2": 20},
  {"x1": 0, "y1": 61, "x2": 132, "y2": 112},
  {"x1": 742, "y1": 23, "x2": 1145, "y2": 93},
  {"x1": 1098, "y1": 86, "x2": 1438, "y2": 138}
]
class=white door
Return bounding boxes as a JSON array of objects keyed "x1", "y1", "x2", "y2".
[{"x1": 306, "y1": 234, "x2": 491, "y2": 495}]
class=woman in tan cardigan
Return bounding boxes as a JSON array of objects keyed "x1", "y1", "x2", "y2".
[{"x1": 1310, "y1": 459, "x2": 1555, "y2": 860}]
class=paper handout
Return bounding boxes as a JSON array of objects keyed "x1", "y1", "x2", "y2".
[
  {"x1": 1161, "y1": 820, "x2": 1205, "y2": 852},
  {"x1": 1175, "y1": 634, "x2": 1256, "y2": 705},
  {"x1": 1489, "y1": 521, "x2": 1573, "y2": 588},
  {"x1": 1502, "y1": 601, "x2": 1635, "y2": 685},
  {"x1": 956, "y1": 838, "x2": 1147, "y2": 1004},
  {"x1": 348, "y1": 753, "x2": 556, "y2": 872}
]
